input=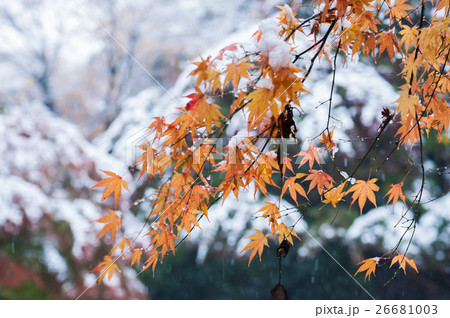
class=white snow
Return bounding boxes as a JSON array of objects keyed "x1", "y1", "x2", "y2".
[
  {"x1": 346, "y1": 192, "x2": 450, "y2": 262},
  {"x1": 257, "y1": 18, "x2": 293, "y2": 71}
]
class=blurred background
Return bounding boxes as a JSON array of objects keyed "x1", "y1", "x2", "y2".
[{"x1": 0, "y1": 0, "x2": 448, "y2": 299}]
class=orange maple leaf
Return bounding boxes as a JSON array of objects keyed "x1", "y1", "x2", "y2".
[
  {"x1": 354, "y1": 257, "x2": 379, "y2": 282},
  {"x1": 257, "y1": 202, "x2": 281, "y2": 219},
  {"x1": 257, "y1": 202, "x2": 281, "y2": 235},
  {"x1": 304, "y1": 169, "x2": 333, "y2": 195},
  {"x1": 134, "y1": 142, "x2": 160, "y2": 180},
  {"x1": 384, "y1": 182, "x2": 406, "y2": 210},
  {"x1": 95, "y1": 209, "x2": 121, "y2": 241},
  {"x1": 395, "y1": 86, "x2": 420, "y2": 120},
  {"x1": 276, "y1": 223, "x2": 300, "y2": 245},
  {"x1": 377, "y1": 31, "x2": 401, "y2": 61},
  {"x1": 295, "y1": 141, "x2": 322, "y2": 169},
  {"x1": 241, "y1": 229, "x2": 270, "y2": 266},
  {"x1": 148, "y1": 225, "x2": 178, "y2": 257},
  {"x1": 91, "y1": 255, "x2": 122, "y2": 284},
  {"x1": 322, "y1": 182, "x2": 347, "y2": 208},
  {"x1": 129, "y1": 249, "x2": 143, "y2": 267},
  {"x1": 189, "y1": 56, "x2": 219, "y2": 88},
  {"x1": 319, "y1": 128, "x2": 336, "y2": 152},
  {"x1": 399, "y1": 25, "x2": 418, "y2": 49},
  {"x1": 390, "y1": 252, "x2": 419, "y2": 275},
  {"x1": 223, "y1": 58, "x2": 252, "y2": 89},
  {"x1": 110, "y1": 237, "x2": 131, "y2": 256},
  {"x1": 388, "y1": 0, "x2": 414, "y2": 22},
  {"x1": 348, "y1": 178, "x2": 379, "y2": 214},
  {"x1": 139, "y1": 250, "x2": 160, "y2": 277},
  {"x1": 90, "y1": 170, "x2": 129, "y2": 208},
  {"x1": 246, "y1": 87, "x2": 274, "y2": 130},
  {"x1": 281, "y1": 174, "x2": 308, "y2": 204},
  {"x1": 180, "y1": 209, "x2": 202, "y2": 236}
]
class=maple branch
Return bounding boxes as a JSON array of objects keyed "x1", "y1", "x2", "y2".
[
  {"x1": 284, "y1": 13, "x2": 321, "y2": 42},
  {"x1": 302, "y1": 19, "x2": 338, "y2": 81},
  {"x1": 326, "y1": 39, "x2": 341, "y2": 132},
  {"x1": 383, "y1": 0, "x2": 428, "y2": 285},
  {"x1": 293, "y1": 18, "x2": 337, "y2": 68}
]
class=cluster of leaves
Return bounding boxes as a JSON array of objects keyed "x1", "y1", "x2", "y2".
[{"x1": 90, "y1": 1, "x2": 449, "y2": 284}]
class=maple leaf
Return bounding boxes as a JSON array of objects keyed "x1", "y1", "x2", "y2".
[
  {"x1": 134, "y1": 142, "x2": 160, "y2": 181},
  {"x1": 395, "y1": 86, "x2": 420, "y2": 120},
  {"x1": 384, "y1": 182, "x2": 406, "y2": 210},
  {"x1": 110, "y1": 237, "x2": 131, "y2": 256},
  {"x1": 223, "y1": 58, "x2": 252, "y2": 89},
  {"x1": 322, "y1": 182, "x2": 347, "y2": 208},
  {"x1": 180, "y1": 209, "x2": 202, "y2": 236},
  {"x1": 399, "y1": 25, "x2": 418, "y2": 49},
  {"x1": 354, "y1": 257, "x2": 379, "y2": 282},
  {"x1": 276, "y1": 223, "x2": 300, "y2": 245},
  {"x1": 187, "y1": 92, "x2": 225, "y2": 133},
  {"x1": 281, "y1": 174, "x2": 308, "y2": 204},
  {"x1": 257, "y1": 202, "x2": 281, "y2": 219},
  {"x1": 256, "y1": 201, "x2": 281, "y2": 235},
  {"x1": 241, "y1": 230, "x2": 270, "y2": 266},
  {"x1": 148, "y1": 225, "x2": 178, "y2": 256},
  {"x1": 91, "y1": 255, "x2": 122, "y2": 284},
  {"x1": 139, "y1": 250, "x2": 160, "y2": 277},
  {"x1": 377, "y1": 31, "x2": 401, "y2": 61},
  {"x1": 388, "y1": 0, "x2": 414, "y2": 22},
  {"x1": 395, "y1": 115, "x2": 422, "y2": 150},
  {"x1": 246, "y1": 87, "x2": 274, "y2": 130},
  {"x1": 295, "y1": 141, "x2": 322, "y2": 169},
  {"x1": 304, "y1": 169, "x2": 334, "y2": 195},
  {"x1": 216, "y1": 43, "x2": 238, "y2": 60},
  {"x1": 129, "y1": 249, "x2": 143, "y2": 267},
  {"x1": 90, "y1": 170, "x2": 129, "y2": 209},
  {"x1": 390, "y1": 252, "x2": 419, "y2": 275},
  {"x1": 319, "y1": 128, "x2": 336, "y2": 152},
  {"x1": 95, "y1": 209, "x2": 121, "y2": 241},
  {"x1": 348, "y1": 178, "x2": 379, "y2": 214},
  {"x1": 189, "y1": 56, "x2": 219, "y2": 88},
  {"x1": 185, "y1": 87, "x2": 203, "y2": 111},
  {"x1": 276, "y1": 4, "x2": 300, "y2": 39}
]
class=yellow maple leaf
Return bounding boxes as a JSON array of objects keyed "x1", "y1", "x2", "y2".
[
  {"x1": 322, "y1": 182, "x2": 347, "y2": 208},
  {"x1": 241, "y1": 229, "x2": 270, "y2": 266},
  {"x1": 395, "y1": 86, "x2": 420, "y2": 120}
]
